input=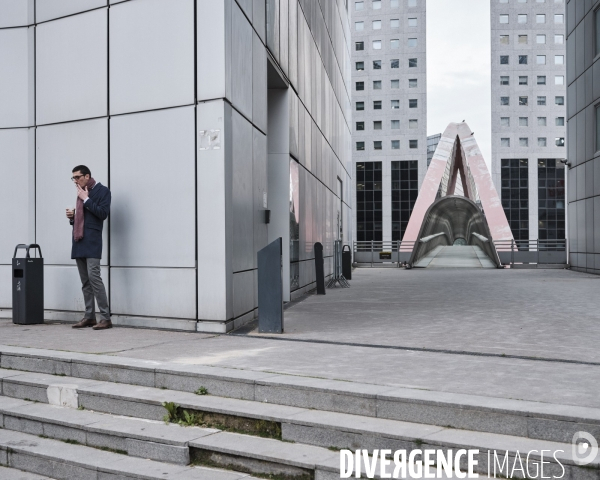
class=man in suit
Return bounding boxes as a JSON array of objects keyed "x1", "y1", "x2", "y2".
[{"x1": 66, "y1": 165, "x2": 112, "y2": 330}]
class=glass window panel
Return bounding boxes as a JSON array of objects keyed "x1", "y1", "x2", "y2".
[
  {"x1": 408, "y1": 58, "x2": 417, "y2": 67},
  {"x1": 501, "y1": 138, "x2": 510, "y2": 147},
  {"x1": 538, "y1": 137, "x2": 547, "y2": 147},
  {"x1": 554, "y1": 34, "x2": 564, "y2": 44},
  {"x1": 519, "y1": 76, "x2": 528, "y2": 85},
  {"x1": 391, "y1": 140, "x2": 400, "y2": 149},
  {"x1": 555, "y1": 96, "x2": 564, "y2": 105},
  {"x1": 409, "y1": 119, "x2": 418, "y2": 128},
  {"x1": 356, "y1": 142, "x2": 365, "y2": 150},
  {"x1": 373, "y1": 0, "x2": 381, "y2": 8},
  {"x1": 518, "y1": 14, "x2": 527, "y2": 23},
  {"x1": 408, "y1": 38, "x2": 417, "y2": 47},
  {"x1": 520, "y1": 138, "x2": 529, "y2": 147},
  {"x1": 555, "y1": 76, "x2": 564, "y2": 85},
  {"x1": 373, "y1": 60, "x2": 382, "y2": 69},
  {"x1": 501, "y1": 97, "x2": 510, "y2": 105},
  {"x1": 409, "y1": 140, "x2": 418, "y2": 148},
  {"x1": 500, "y1": 55, "x2": 509, "y2": 64},
  {"x1": 538, "y1": 117, "x2": 547, "y2": 126},
  {"x1": 519, "y1": 35, "x2": 528, "y2": 44},
  {"x1": 373, "y1": 121, "x2": 382, "y2": 130},
  {"x1": 537, "y1": 75, "x2": 546, "y2": 85},
  {"x1": 391, "y1": 120, "x2": 400, "y2": 129},
  {"x1": 500, "y1": 35, "x2": 509, "y2": 44},
  {"x1": 356, "y1": 81, "x2": 364, "y2": 91},
  {"x1": 555, "y1": 55, "x2": 564, "y2": 65},
  {"x1": 356, "y1": 122, "x2": 365, "y2": 130},
  {"x1": 519, "y1": 117, "x2": 528, "y2": 126},
  {"x1": 537, "y1": 34, "x2": 546, "y2": 44},
  {"x1": 355, "y1": 41, "x2": 364, "y2": 51},
  {"x1": 408, "y1": 78, "x2": 417, "y2": 87},
  {"x1": 356, "y1": 61, "x2": 364, "y2": 70},
  {"x1": 372, "y1": 20, "x2": 382, "y2": 29},
  {"x1": 372, "y1": 40, "x2": 382, "y2": 49},
  {"x1": 409, "y1": 99, "x2": 418, "y2": 108},
  {"x1": 537, "y1": 96, "x2": 546, "y2": 105},
  {"x1": 374, "y1": 141, "x2": 382, "y2": 150},
  {"x1": 519, "y1": 96, "x2": 528, "y2": 106},
  {"x1": 554, "y1": 14, "x2": 563, "y2": 23},
  {"x1": 390, "y1": 18, "x2": 400, "y2": 28},
  {"x1": 390, "y1": 39, "x2": 400, "y2": 49},
  {"x1": 536, "y1": 14, "x2": 546, "y2": 23},
  {"x1": 537, "y1": 55, "x2": 546, "y2": 64},
  {"x1": 519, "y1": 55, "x2": 528, "y2": 64},
  {"x1": 355, "y1": 21, "x2": 364, "y2": 30},
  {"x1": 356, "y1": 102, "x2": 364, "y2": 110},
  {"x1": 391, "y1": 100, "x2": 400, "y2": 109},
  {"x1": 500, "y1": 15, "x2": 509, "y2": 23},
  {"x1": 391, "y1": 79, "x2": 400, "y2": 88},
  {"x1": 555, "y1": 117, "x2": 564, "y2": 126},
  {"x1": 501, "y1": 76, "x2": 510, "y2": 85},
  {"x1": 373, "y1": 80, "x2": 382, "y2": 89},
  {"x1": 373, "y1": 100, "x2": 382, "y2": 109},
  {"x1": 555, "y1": 137, "x2": 565, "y2": 147},
  {"x1": 408, "y1": 17, "x2": 417, "y2": 27},
  {"x1": 355, "y1": 1, "x2": 364, "y2": 10},
  {"x1": 501, "y1": 117, "x2": 510, "y2": 126}
]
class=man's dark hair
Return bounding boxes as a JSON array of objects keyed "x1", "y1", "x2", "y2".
[{"x1": 72, "y1": 165, "x2": 91, "y2": 176}]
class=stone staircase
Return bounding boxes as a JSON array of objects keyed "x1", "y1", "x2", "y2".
[{"x1": 0, "y1": 345, "x2": 597, "y2": 480}]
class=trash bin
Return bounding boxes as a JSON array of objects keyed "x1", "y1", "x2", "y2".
[
  {"x1": 12, "y1": 244, "x2": 44, "y2": 325},
  {"x1": 342, "y1": 244, "x2": 352, "y2": 280}
]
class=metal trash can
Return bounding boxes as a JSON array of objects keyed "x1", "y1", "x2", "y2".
[
  {"x1": 12, "y1": 244, "x2": 44, "y2": 325},
  {"x1": 342, "y1": 244, "x2": 352, "y2": 280}
]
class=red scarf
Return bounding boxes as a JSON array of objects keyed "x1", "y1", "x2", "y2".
[{"x1": 74, "y1": 177, "x2": 96, "y2": 242}]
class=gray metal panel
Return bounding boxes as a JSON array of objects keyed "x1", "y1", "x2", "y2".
[
  {"x1": 44, "y1": 265, "x2": 108, "y2": 312},
  {"x1": 109, "y1": 0, "x2": 194, "y2": 116},
  {"x1": 0, "y1": 27, "x2": 34, "y2": 128},
  {"x1": 266, "y1": 0, "x2": 279, "y2": 61},
  {"x1": 110, "y1": 106, "x2": 196, "y2": 268},
  {"x1": 236, "y1": 0, "x2": 252, "y2": 20},
  {"x1": 36, "y1": 118, "x2": 109, "y2": 265},
  {"x1": 197, "y1": 0, "x2": 227, "y2": 102},
  {"x1": 233, "y1": 269, "x2": 255, "y2": 317},
  {"x1": 36, "y1": 0, "x2": 106, "y2": 23},
  {"x1": 253, "y1": 0, "x2": 266, "y2": 43},
  {"x1": 253, "y1": 127, "x2": 268, "y2": 269},
  {"x1": 36, "y1": 9, "x2": 107, "y2": 125},
  {"x1": 252, "y1": 30, "x2": 267, "y2": 134},
  {"x1": 231, "y1": 2, "x2": 253, "y2": 120},
  {"x1": 0, "y1": 0, "x2": 34, "y2": 28},
  {"x1": 288, "y1": 0, "x2": 298, "y2": 87},
  {"x1": 0, "y1": 265, "x2": 11, "y2": 308},
  {"x1": 111, "y1": 267, "x2": 196, "y2": 319},
  {"x1": 279, "y1": 0, "x2": 288, "y2": 76},
  {"x1": 0, "y1": 129, "x2": 35, "y2": 266},
  {"x1": 232, "y1": 109, "x2": 254, "y2": 273}
]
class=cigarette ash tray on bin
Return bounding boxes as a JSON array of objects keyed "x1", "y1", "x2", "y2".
[{"x1": 12, "y1": 244, "x2": 44, "y2": 325}]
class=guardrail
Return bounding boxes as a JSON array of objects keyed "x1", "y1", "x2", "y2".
[
  {"x1": 353, "y1": 241, "x2": 416, "y2": 267},
  {"x1": 493, "y1": 239, "x2": 567, "y2": 267}
]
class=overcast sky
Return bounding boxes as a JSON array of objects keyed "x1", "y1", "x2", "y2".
[{"x1": 427, "y1": 0, "x2": 492, "y2": 168}]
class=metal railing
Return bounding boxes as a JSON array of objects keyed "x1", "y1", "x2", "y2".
[
  {"x1": 493, "y1": 239, "x2": 567, "y2": 267},
  {"x1": 353, "y1": 240, "x2": 416, "y2": 267}
]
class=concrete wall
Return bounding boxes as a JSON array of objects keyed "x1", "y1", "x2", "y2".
[
  {"x1": 0, "y1": 0, "x2": 352, "y2": 331},
  {"x1": 566, "y1": 0, "x2": 600, "y2": 273}
]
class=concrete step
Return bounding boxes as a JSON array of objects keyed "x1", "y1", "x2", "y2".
[
  {"x1": 0, "y1": 465, "x2": 55, "y2": 479},
  {"x1": 0, "y1": 428, "x2": 258, "y2": 479},
  {"x1": 1, "y1": 344, "x2": 598, "y2": 445},
  {"x1": 0, "y1": 369, "x2": 597, "y2": 480}
]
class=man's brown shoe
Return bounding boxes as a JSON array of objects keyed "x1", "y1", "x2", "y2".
[
  {"x1": 72, "y1": 318, "x2": 97, "y2": 329},
  {"x1": 92, "y1": 320, "x2": 113, "y2": 330}
]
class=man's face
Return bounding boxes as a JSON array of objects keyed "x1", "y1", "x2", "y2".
[{"x1": 72, "y1": 171, "x2": 90, "y2": 188}]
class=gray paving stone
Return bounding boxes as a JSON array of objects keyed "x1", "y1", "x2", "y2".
[
  {"x1": 71, "y1": 362, "x2": 155, "y2": 388},
  {"x1": 2, "y1": 384, "x2": 48, "y2": 403},
  {"x1": 155, "y1": 372, "x2": 255, "y2": 400},
  {"x1": 1, "y1": 356, "x2": 71, "y2": 376},
  {"x1": 0, "y1": 448, "x2": 7, "y2": 465},
  {"x1": 78, "y1": 393, "x2": 166, "y2": 421},
  {"x1": 0, "y1": 465, "x2": 54, "y2": 479},
  {"x1": 3, "y1": 416, "x2": 44, "y2": 436},
  {"x1": 86, "y1": 431, "x2": 128, "y2": 453},
  {"x1": 526, "y1": 417, "x2": 600, "y2": 444},
  {"x1": 126, "y1": 438, "x2": 189, "y2": 465},
  {"x1": 42, "y1": 423, "x2": 87, "y2": 445},
  {"x1": 8, "y1": 452, "x2": 97, "y2": 480}
]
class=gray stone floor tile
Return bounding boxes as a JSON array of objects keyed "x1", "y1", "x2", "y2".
[{"x1": 0, "y1": 465, "x2": 54, "y2": 479}]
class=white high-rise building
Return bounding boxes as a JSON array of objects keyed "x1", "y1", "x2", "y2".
[
  {"x1": 491, "y1": 0, "x2": 567, "y2": 244},
  {"x1": 351, "y1": 0, "x2": 427, "y2": 244}
]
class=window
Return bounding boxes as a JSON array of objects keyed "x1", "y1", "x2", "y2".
[
  {"x1": 537, "y1": 75, "x2": 546, "y2": 85},
  {"x1": 407, "y1": 58, "x2": 416, "y2": 67},
  {"x1": 500, "y1": 0, "x2": 508, "y2": 2},
  {"x1": 500, "y1": 35, "x2": 509, "y2": 44},
  {"x1": 538, "y1": 117, "x2": 547, "y2": 126},
  {"x1": 501, "y1": 158, "x2": 529, "y2": 241},
  {"x1": 554, "y1": 14, "x2": 563, "y2": 23},
  {"x1": 538, "y1": 137, "x2": 547, "y2": 147},
  {"x1": 408, "y1": 18, "x2": 417, "y2": 27},
  {"x1": 372, "y1": 20, "x2": 382, "y2": 29},
  {"x1": 356, "y1": 162, "x2": 382, "y2": 241},
  {"x1": 501, "y1": 76, "x2": 510, "y2": 85},
  {"x1": 373, "y1": 0, "x2": 381, "y2": 8},
  {"x1": 373, "y1": 100, "x2": 382, "y2": 109},
  {"x1": 537, "y1": 34, "x2": 546, "y2": 44},
  {"x1": 537, "y1": 159, "x2": 566, "y2": 241},
  {"x1": 390, "y1": 39, "x2": 400, "y2": 49},
  {"x1": 391, "y1": 120, "x2": 400, "y2": 129},
  {"x1": 372, "y1": 40, "x2": 382, "y2": 50},
  {"x1": 409, "y1": 119, "x2": 418, "y2": 129},
  {"x1": 356, "y1": 62, "x2": 364, "y2": 71},
  {"x1": 373, "y1": 60, "x2": 381, "y2": 69},
  {"x1": 519, "y1": 55, "x2": 528, "y2": 64},
  {"x1": 501, "y1": 117, "x2": 510, "y2": 126},
  {"x1": 555, "y1": 76, "x2": 564, "y2": 86},
  {"x1": 596, "y1": 105, "x2": 600, "y2": 151},
  {"x1": 374, "y1": 121, "x2": 382, "y2": 130},
  {"x1": 555, "y1": 137, "x2": 565, "y2": 147},
  {"x1": 391, "y1": 100, "x2": 400, "y2": 109},
  {"x1": 374, "y1": 141, "x2": 382, "y2": 150},
  {"x1": 554, "y1": 34, "x2": 564, "y2": 44},
  {"x1": 555, "y1": 96, "x2": 564, "y2": 105},
  {"x1": 519, "y1": 117, "x2": 528, "y2": 126},
  {"x1": 500, "y1": 56, "x2": 509, "y2": 64},
  {"x1": 518, "y1": 35, "x2": 528, "y2": 44},
  {"x1": 408, "y1": 38, "x2": 417, "y2": 47},
  {"x1": 356, "y1": 142, "x2": 365, "y2": 150},
  {"x1": 409, "y1": 99, "x2": 418, "y2": 108},
  {"x1": 537, "y1": 96, "x2": 546, "y2": 105},
  {"x1": 355, "y1": 21, "x2": 364, "y2": 31},
  {"x1": 356, "y1": 102, "x2": 364, "y2": 111},
  {"x1": 536, "y1": 14, "x2": 546, "y2": 23},
  {"x1": 555, "y1": 117, "x2": 564, "y2": 126},
  {"x1": 407, "y1": 0, "x2": 416, "y2": 6},
  {"x1": 391, "y1": 59, "x2": 400, "y2": 68},
  {"x1": 391, "y1": 0, "x2": 399, "y2": 5},
  {"x1": 518, "y1": 14, "x2": 527, "y2": 23},
  {"x1": 555, "y1": 55, "x2": 564, "y2": 65},
  {"x1": 355, "y1": 42, "x2": 364, "y2": 51},
  {"x1": 409, "y1": 140, "x2": 418, "y2": 149},
  {"x1": 373, "y1": 80, "x2": 382, "y2": 89},
  {"x1": 390, "y1": 18, "x2": 400, "y2": 28},
  {"x1": 355, "y1": 1, "x2": 364, "y2": 10},
  {"x1": 356, "y1": 121, "x2": 365, "y2": 130},
  {"x1": 519, "y1": 76, "x2": 528, "y2": 85},
  {"x1": 519, "y1": 96, "x2": 528, "y2": 106},
  {"x1": 501, "y1": 97, "x2": 510, "y2": 105},
  {"x1": 408, "y1": 79, "x2": 417, "y2": 88},
  {"x1": 500, "y1": 15, "x2": 509, "y2": 23},
  {"x1": 501, "y1": 138, "x2": 511, "y2": 147},
  {"x1": 391, "y1": 161, "x2": 418, "y2": 240},
  {"x1": 391, "y1": 79, "x2": 400, "y2": 88},
  {"x1": 537, "y1": 55, "x2": 546, "y2": 64},
  {"x1": 391, "y1": 140, "x2": 400, "y2": 150},
  {"x1": 356, "y1": 81, "x2": 364, "y2": 91}
]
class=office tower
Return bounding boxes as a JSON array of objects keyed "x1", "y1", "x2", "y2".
[
  {"x1": 491, "y1": 0, "x2": 567, "y2": 244},
  {"x1": 352, "y1": 0, "x2": 427, "y2": 243}
]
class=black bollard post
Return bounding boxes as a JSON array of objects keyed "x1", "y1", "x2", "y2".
[
  {"x1": 257, "y1": 238, "x2": 283, "y2": 333},
  {"x1": 342, "y1": 244, "x2": 352, "y2": 280},
  {"x1": 314, "y1": 242, "x2": 326, "y2": 295}
]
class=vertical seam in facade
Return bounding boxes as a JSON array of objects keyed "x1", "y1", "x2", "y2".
[{"x1": 194, "y1": 0, "x2": 199, "y2": 322}]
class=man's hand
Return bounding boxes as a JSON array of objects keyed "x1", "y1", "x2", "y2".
[
  {"x1": 66, "y1": 208, "x2": 74, "y2": 219},
  {"x1": 76, "y1": 184, "x2": 89, "y2": 201}
]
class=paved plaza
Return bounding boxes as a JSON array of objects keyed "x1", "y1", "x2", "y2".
[{"x1": 1, "y1": 267, "x2": 599, "y2": 411}]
